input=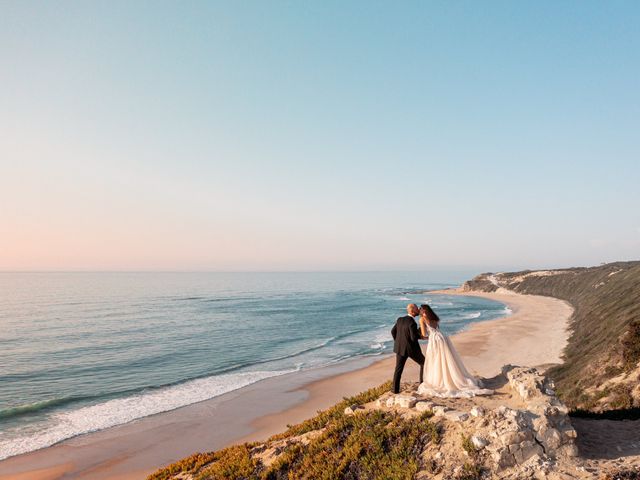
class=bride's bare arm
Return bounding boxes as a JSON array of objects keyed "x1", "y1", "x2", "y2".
[{"x1": 419, "y1": 317, "x2": 428, "y2": 339}]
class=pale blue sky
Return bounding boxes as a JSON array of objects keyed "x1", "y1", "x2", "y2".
[{"x1": 1, "y1": 1, "x2": 639, "y2": 271}]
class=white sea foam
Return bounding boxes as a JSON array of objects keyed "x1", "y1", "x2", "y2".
[
  {"x1": 502, "y1": 307, "x2": 513, "y2": 315},
  {"x1": 373, "y1": 329, "x2": 390, "y2": 341},
  {"x1": 368, "y1": 327, "x2": 392, "y2": 350},
  {"x1": 461, "y1": 311, "x2": 482, "y2": 320},
  {"x1": 429, "y1": 300, "x2": 453, "y2": 306},
  {"x1": 0, "y1": 370, "x2": 291, "y2": 461}
]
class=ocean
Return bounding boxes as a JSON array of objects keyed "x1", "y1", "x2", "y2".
[{"x1": 0, "y1": 271, "x2": 509, "y2": 460}]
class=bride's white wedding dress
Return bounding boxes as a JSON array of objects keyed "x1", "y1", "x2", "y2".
[{"x1": 417, "y1": 324, "x2": 493, "y2": 398}]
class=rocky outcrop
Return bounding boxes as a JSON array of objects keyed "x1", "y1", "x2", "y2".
[
  {"x1": 500, "y1": 365, "x2": 578, "y2": 460},
  {"x1": 368, "y1": 365, "x2": 580, "y2": 478}
]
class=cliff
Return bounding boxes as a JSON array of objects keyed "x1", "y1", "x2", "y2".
[
  {"x1": 148, "y1": 366, "x2": 638, "y2": 479},
  {"x1": 462, "y1": 261, "x2": 640, "y2": 413}
]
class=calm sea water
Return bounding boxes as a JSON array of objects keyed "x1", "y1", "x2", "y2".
[{"x1": 0, "y1": 272, "x2": 509, "y2": 460}]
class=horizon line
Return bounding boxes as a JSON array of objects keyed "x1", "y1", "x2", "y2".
[{"x1": 0, "y1": 260, "x2": 632, "y2": 275}]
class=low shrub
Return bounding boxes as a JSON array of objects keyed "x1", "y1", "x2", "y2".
[
  {"x1": 148, "y1": 381, "x2": 440, "y2": 480},
  {"x1": 604, "y1": 365, "x2": 623, "y2": 378},
  {"x1": 460, "y1": 434, "x2": 477, "y2": 457},
  {"x1": 622, "y1": 321, "x2": 640, "y2": 372},
  {"x1": 195, "y1": 444, "x2": 257, "y2": 480},
  {"x1": 147, "y1": 452, "x2": 218, "y2": 480},
  {"x1": 262, "y1": 410, "x2": 439, "y2": 480},
  {"x1": 608, "y1": 384, "x2": 634, "y2": 410}
]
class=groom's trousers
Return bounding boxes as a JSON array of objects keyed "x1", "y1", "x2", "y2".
[{"x1": 392, "y1": 351, "x2": 425, "y2": 394}]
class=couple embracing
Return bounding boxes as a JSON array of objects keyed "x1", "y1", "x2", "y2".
[{"x1": 391, "y1": 303, "x2": 492, "y2": 398}]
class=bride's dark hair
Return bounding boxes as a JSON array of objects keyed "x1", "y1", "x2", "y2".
[{"x1": 420, "y1": 304, "x2": 440, "y2": 324}]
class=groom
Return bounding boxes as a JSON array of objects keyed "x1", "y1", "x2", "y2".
[{"x1": 391, "y1": 303, "x2": 426, "y2": 394}]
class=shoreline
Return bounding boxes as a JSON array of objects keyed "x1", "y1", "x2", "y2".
[{"x1": 0, "y1": 289, "x2": 573, "y2": 480}]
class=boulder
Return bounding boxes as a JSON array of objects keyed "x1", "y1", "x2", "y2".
[
  {"x1": 537, "y1": 426, "x2": 562, "y2": 450},
  {"x1": 394, "y1": 395, "x2": 417, "y2": 408},
  {"x1": 557, "y1": 443, "x2": 579, "y2": 458},
  {"x1": 415, "y1": 401, "x2": 435, "y2": 412},
  {"x1": 432, "y1": 405, "x2": 449, "y2": 416},
  {"x1": 511, "y1": 440, "x2": 544, "y2": 464},
  {"x1": 375, "y1": 392, "x2": 393, "y2": 408},
  {"x1": 492, "y1": 449, "x2": 516, "y2": 469},
  {"x1": 502, "y1": 365, "x2": 546, "y2": 401},
  {"x1": 444, "y1": 410, "x2": 469, "y2": 422},
  {"x1": 499, "y1": 430, "x2": 533, "y2": 447}
]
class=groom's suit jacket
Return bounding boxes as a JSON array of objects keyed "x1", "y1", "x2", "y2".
[{"x1": 391, "y1": 315, "x2": 422, "y2": 357}]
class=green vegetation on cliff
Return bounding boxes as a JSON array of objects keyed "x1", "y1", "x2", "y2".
[
  {"x1": 262, "y1": 409, "x2": 438, "y2": 480},
  {"x1": 147, "y1": 382, "x2": 442, "y2": 480}
]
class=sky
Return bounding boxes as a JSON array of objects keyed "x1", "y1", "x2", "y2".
[{"x1": 1, "y1": 1, "x2": 639, "y2": 271}]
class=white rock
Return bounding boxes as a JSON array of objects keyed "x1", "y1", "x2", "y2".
[
  {"x1": 495, "y1": 405, "x2": 514, "y2": 417},
  {"x1": 415, "y1": 401, "x2": 434, "y2": 412},
  {"x1": 344, "y1": 404, "x2": 361, "y2": 415},
  {"x1": 513, "y1": 440, "x2": 544, "y2": 464},
  {"x1": 375, "y1": 393, "x2": 392, "y2": 408},
  {"x1": 540, "y1": 427, "x2": 562, "y2": 449},
  {"x1": 500, "y1": 430, "x2": 531, "y2": 447},
  {"x1": 444, "y1": 410, "x2": 469, "y2": 422},
  {"x1": 432, "y1": 406, "x2": 449, "y2": 416},
  {"x1": 395, "y1": 395, "x2": 417, "y2": 408},
  {"x1": 470, "y1": 406, "x2": 485, "y2": 417},
  {"x1": 558, "y1": 443, "x2": 579, "y2": 458},
  {"x1": 563, "y1": 427, "x2": 577, "y2": 439},
  {"x1": 471, "y1": 435, "x2": 488, "y2": 449},
  {"x1": 504, "y1": 365, "x2": 547, "y2": 401}
]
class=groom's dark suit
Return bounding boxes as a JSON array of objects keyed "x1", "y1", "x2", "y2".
[{"x1": 391, "y1": 315, "x2": 425, "y2": 394}]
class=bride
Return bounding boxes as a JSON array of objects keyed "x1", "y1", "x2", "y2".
[{"x1": 417, "y1": 304, "x2": 493, "y2": 398}]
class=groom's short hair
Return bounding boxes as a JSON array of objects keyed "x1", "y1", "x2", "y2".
[{"x1": 407, "y1": 303, "x2": 419, "y2": 314}]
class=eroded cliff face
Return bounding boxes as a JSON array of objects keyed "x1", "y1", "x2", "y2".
[{"x1": 462, "y1": 262, "x2": 640, "y2": 413}]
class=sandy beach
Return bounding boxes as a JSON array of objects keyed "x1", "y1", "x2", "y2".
[{"x1": 0, "y1": 290, "x2": 573, "y2": 480}]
